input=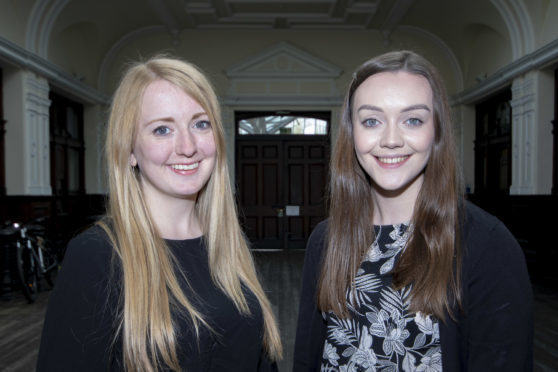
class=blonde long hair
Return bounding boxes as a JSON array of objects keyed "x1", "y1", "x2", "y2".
[
  {"x1": 99, "y1": 56, "x2": 282, "y2": 371},
  {"x1": 320, "y1": 50, "x2": 462, "y2": 320}
]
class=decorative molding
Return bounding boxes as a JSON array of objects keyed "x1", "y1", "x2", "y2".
[
  {"x1": 38, "y1": 0, "x2": 70, "y2": 58},
  {"x1": 97, "y1": 25, "x2": 166, "y2": 92},
  {"x1": 26, "y1": 0, "x2": 70, "y2": 57},
  {"x1": 24, "y1": 73, "x2": 51, "y2": 195},
  {"x1": 25, "y1": 0, "x2": 49, "y2": 53},
  {"x1": 221, "y1": 95, "x2": 344, "y2": 106},
  {"x1": 451, "y1": 38, "x2": 558, "y2": 105},
  {"x1": 0, "y1": 36, "x2": 109, "y2": 105},
  {"x1": 398, "y1": 25, "x2": 464, "y2": 91},
  {"x1": 509, "y1": 74, "x2": 536, "y2": 195},
  {"x1": 381, "y1": 0, "x2": 416, "y2": 42},
  {"x1": 490, "y1": 0, "x2": 534, "y2": 59},
  {"x1": 226, "y1": 42, "x2": 342, "y2": 78},
  {"x1": 224, "y1": 42, "x2": 343, "y2": 106},
  {"x1": 183, "y1": 0, "x2": 382, "y2": 29}
]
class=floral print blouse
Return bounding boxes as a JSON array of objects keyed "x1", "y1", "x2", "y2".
[{"x1": 320, "y1": 224, "x2": 442, "y2": 372}]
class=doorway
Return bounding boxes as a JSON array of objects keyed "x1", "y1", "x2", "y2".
[
  {"x1": 235, "y1": 112, "x2": 330, "y2": 249},
  {"x1": 474, "y1": 89, "x2": 512, "y2": 195}
]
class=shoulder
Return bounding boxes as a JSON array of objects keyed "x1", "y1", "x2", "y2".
[
  {"x1": 461, "y1": 200, "x2": 517, "y2": 251},
  {"x1": 462, "y1": 201, "x2": 501, "y2": 232},
  {"x1": 460, "y1": 201, "x2": 529, "y2": 284},
  {"x1": 62, "y1": 224, "x2": 115, "y2": 277},
  {"x1": 66, "y1": 224, "x2": 113, "y2": 255},
  {"x1": 309, "y1": 220, "x2": 328, "y2": 243},
  {"x1": 303, "y1": 220, "x2": 329, "y2": 268},
  {"x1": 307, "y1": 220, "x2": 328, "y2": 252}
]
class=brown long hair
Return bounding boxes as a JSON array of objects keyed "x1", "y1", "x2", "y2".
[
  {"x1": 318, "y1": 50, "x2": 463, "y2": 320},
  {"x1": 100, "y1": 56, "x2": 282, "y2": 371}
]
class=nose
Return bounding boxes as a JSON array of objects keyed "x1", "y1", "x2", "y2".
[
  {"x1": 379, "y1": 123, "x2": 404, "y2": 148},
  {"x1": 175, "y1": 129, "x2": 197, "y2": 157}
]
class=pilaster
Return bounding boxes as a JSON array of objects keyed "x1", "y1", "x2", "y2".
[
  {"x1": 23, "y1": 72, "x2": 51, "y2": 195},
  {"x1": 510, "y1": 73, "x2": 536, "y2": 194}
]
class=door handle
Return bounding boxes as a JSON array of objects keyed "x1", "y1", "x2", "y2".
[{"x1": 271, "y1": 205, "x2": 284, "y2": 217}]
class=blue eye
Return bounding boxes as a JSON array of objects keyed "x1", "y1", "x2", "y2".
[
  {"x1": 153, "y1": 126, "x2": 171, "y2": 135},
  {"x1": 362, "y1": 118, "x2": 380, "y2": 128},
  {"x1": 193, "y1": 120, "x2": 211, "y2": 130},
  {"x1": 405, "y1": 118, "x2": 423, "y2": 126}
]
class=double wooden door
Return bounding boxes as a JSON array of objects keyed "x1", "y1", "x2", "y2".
[{"x1": 236, "y1": 137, "x2": 329, "y2": 249}]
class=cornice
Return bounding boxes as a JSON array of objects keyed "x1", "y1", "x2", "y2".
[
  {"x1": 0, "y1": 36, "x2": 110, "y2": 105},
  {"x1": 451, "y1": 38, "x2": 558, "y2": 106}
]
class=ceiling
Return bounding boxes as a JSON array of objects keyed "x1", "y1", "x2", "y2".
[
  {"x1": 2, "y1": 0, "x2": 525, "y2": 103},
  {"x1": 148, "y1": 0, "x2": 415, "y2": 32}
]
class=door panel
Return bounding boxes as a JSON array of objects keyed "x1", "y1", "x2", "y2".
[
  {"x1": 284, "y1": 140, "x2": 328, "y2": 249},
  {"x1": 237, "y1": 140, "x2": 283, "y2": 249},
  {"x1": 236, "y1": 137, "x2": 328, "y2": 249}
]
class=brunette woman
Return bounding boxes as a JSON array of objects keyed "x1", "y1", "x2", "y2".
[
  {"x1": 37, "y1": 56, "x2": 282, "y2": 371},
  {"x1": 293, "y1": 50, "x2": 532, "y2": 371}
]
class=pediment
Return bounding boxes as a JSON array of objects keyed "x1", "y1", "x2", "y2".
[{"x1": 225, "y1": 42, "x2": 342, "y2": 78}]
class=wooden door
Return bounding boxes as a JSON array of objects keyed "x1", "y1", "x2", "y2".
[{"x1": 236, "y1": 137, "x2": 329, "y2": 249}]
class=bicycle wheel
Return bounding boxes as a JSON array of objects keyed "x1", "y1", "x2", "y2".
[
  {"x1": 16, "y1": 241, "x2": 38, "y2": 303},
  {"x1": 40, "y1": 238, "x2": 60, "y2": 288}
]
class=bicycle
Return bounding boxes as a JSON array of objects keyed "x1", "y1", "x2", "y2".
[{"x1": 1, "y1": 218, "x2": 61, "y2": 303}]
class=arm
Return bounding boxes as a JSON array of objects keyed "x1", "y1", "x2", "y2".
[
  {"x1": 462, "y1": 209, "x2": 533, "y2": 371},
  {"x1": 36, "y1": 226, "x2": 120, "y2": 372},
  {"x1": 292, "y1": 221, "x2": 328, "y2": 372}
]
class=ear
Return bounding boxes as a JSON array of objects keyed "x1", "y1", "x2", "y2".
[{"x1": 130, "y1": 153, "x2": 138, "y2": 167}]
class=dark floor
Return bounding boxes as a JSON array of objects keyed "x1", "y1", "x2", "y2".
[{"x1": 0, "y1": 250, "x2": 556, "y2": 371}]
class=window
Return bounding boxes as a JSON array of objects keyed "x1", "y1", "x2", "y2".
[
  {"x1": 49, "y1": 92, "x2": 85, "y2": 196},
  {"x1": 237, "y1": 112, "x2": 329, "y2": 135}
]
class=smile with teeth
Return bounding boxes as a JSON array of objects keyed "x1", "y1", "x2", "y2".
[
  {"x1": 377, "y1": 156, "x2": 409, "y2": 164},
  {"x1": 171, "y1": 162, "x2": 199, "y2": 171}
]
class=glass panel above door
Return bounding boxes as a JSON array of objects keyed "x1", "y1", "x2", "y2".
[{"x1": 238, "y1": 115, "x2": 328, "y2": 135}]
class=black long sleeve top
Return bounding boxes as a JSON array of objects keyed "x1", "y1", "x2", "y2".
[
  {"x1": 293, "y1": 202, "x2": 533, "y2": 371},
  {"x1": 37, "y1": 225, "x2": 275, "y2": 371}
]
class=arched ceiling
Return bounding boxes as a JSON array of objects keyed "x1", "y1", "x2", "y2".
[
  {"x1": 2, "y1": 0, "x2": 542, "y2": 101},
  {"x1": 35, "y1": 0, "x2": 514, "y2": 57}
]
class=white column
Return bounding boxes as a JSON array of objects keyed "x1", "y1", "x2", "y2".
[
  {"x1": 5, "y1": 70, "x2": 51, "y2": 195},
  {"x1": 84, "y1": 103, "x2": 108, "y2": 194},
  {"x1": 509, "y1": 73, "x2": 536, "y2": 195},
  {"x1": 24, "y1": 72, "x2": 51, "y2": 195}
]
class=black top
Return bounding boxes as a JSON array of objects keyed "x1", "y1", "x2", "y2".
[
  {"x1": 37, "y1": 225, "x2": 276, "y2": 371},
  {"x1": 293, "y1": 202, "x2": 533, "y2": 371}
]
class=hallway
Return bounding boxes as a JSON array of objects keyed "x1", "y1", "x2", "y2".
[{"x1": 0, "y1": 249, "x2": 556, "y2": 371}]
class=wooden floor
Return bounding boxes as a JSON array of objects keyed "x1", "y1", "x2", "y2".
[{"x1": 0, "y1": 250, "x2": 556, "y2": 371}]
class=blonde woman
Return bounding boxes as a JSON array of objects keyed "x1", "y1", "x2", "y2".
[
  {"x1": 293, "y1": 51, "x2": 532, "y2": 371},
  {"x1": 37, "y1": 56, "x2": 282, "y2": 371}
]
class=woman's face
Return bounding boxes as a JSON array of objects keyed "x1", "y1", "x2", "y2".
[
  {"x1": 130, "y1": 79, "x2": 217, "y2": 205},
  {"x1": 352, "y1": 71, "x2": 435, "y2": 199}
]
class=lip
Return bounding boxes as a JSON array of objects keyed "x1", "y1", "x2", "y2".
[
  {"x1": 375, "y1": 155, "x2": 410, "y2": 168},
  {"x1": 169, "y1": 162, "x2": 199, "y2": 173}
]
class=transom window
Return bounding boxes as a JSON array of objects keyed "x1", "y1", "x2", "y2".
[{"x1": 237, "y1": 113, "x2": 328, "y2": 135}]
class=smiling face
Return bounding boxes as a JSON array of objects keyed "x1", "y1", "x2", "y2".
[
  {"x1": 352, "y1": 71, "x2": 435, "y2": 202},
  {"x1": 130, "y1": 79, "x2": 217, "y2": 206}
]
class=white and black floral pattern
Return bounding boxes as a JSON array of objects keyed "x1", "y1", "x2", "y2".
[{"x1": 321, "y1": 224, "x2": 442, "y2": 372}]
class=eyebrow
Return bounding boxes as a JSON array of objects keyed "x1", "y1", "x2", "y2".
[
  {"x1": 356, "y1": 104, "x2": 431, "y2": 113},
  {"x1": 144, "y1": 111, "x2": 208, "y2": 126}
]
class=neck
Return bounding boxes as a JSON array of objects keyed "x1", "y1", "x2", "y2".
[
  {"x1": 372, "y1": 196, "x2": 413, "y2": 225},
  {"x1": 144, "y1": 193, "x2": 202, "y2": 240},
  {"x1": 371, "y1": 178, "x2": 423, "y2": 226}
]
